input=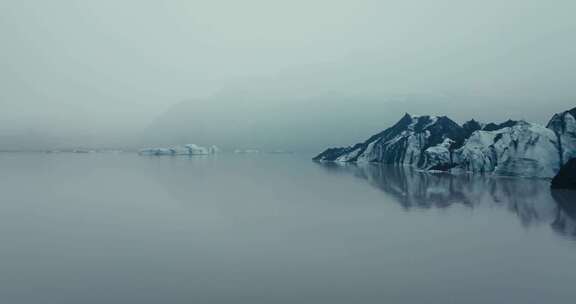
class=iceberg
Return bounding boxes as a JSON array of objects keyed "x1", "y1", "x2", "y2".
[{"x1": 139, "y1": 144, "x2": 220, "y2": 156}]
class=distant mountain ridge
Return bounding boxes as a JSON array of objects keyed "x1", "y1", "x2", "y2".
[{"x1": 314, "y1": 107, "x2": 576, "y2": 178}]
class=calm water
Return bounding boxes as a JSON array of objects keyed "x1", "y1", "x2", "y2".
[{"x1": 1, "y1": 153, "x2": 575, "y2": 304}]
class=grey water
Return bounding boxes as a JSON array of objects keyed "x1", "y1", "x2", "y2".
[{"x1": 1, "y1": 153, "x2": 575, "y2": 304}]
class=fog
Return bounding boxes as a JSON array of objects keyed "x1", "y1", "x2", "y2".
[{"x1": 1, "y1": 0, "x2": 575, "y2": 150}]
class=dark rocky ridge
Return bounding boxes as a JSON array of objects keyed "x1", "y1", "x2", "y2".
[
  {"x1": 482, "y1": 119, "x2": 519, "y2": 132},
  {"x1": 314, "y1": 107, "x2": 576, "y2": 179},
  {"x1": 313, "y1": 114, "x2": 467, "y2": 165},
  {"x1": 462, "y1": 119, "x2": 483, "y2": 138},
  {"x1": 547, "y1": 107, "x2": 576, "y2": 165}
]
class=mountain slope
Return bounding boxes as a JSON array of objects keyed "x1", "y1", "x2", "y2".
[
  {"x1": 314, "y1": 114, "x2": 467, "y2": 167},
  {"x1": 314, "y1": 107, "x2": 576, "y2": 178},
  {"x1": 547, "y1": 107, "x2": 576, "y2": 165}
]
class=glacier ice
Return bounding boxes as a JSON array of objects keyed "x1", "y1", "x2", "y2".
[{"x1": 314, "y1": 107, "x2": 576, "y2": 178}]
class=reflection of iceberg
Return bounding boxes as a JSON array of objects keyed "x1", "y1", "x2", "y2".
[
  {"x1": 551, "y1": 190, "x2": 576, "y2": 237},
  {"x1": 139, "y1": 144, "x2": 220, "y2": 156},
  {"x1": 268, "y1": 150, "x2": 294, "y2": 154},
  {"x1": 317, "y1": 162, "x2": 576, "y2": 239},
  {"x1": 234, "y1": 149, "x2": 260, "y2": 154},
  {"x1": 139, "y1": 148, "x2": 174, "y2": 156},
  {"x1": 208, "y1": 145, "x2": 220, "y2": 154}
]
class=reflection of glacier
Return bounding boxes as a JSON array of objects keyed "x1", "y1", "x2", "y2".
[
  {"x1": 318, "y1": 162, "x2": 576, "y2": 239},
  {"x1": 551, "y1": 191, "x2": 576, "y2": 238}
]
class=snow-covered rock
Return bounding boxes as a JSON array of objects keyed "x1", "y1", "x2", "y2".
[
  {"x1": 314, "y1": 114, "x2": 467, "y2": 167},
  {"x1": 421, "y1": 138, "x2": 455, "y2": 170},
  {"x1": 314, "y1": 107, "x2": 576, "y2": 178},
  {"x1": 454, "y1": 121, "x2": 560, "y2": 178}
]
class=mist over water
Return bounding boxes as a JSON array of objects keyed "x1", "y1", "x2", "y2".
[
  {"x1": 1, "y1": 153, "x2": 574, "y2": 304},
  {"x1": 2, "y1": 1, "x2": 576, "y2": 150}
]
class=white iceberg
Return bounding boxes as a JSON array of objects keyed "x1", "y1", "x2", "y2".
[{"x1": 139, "y1": 144, "x2": 220, "y2": 156}]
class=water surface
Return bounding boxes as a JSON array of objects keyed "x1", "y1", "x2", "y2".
[{"x1": 0, "y1": 153, "x2": 575, "y2": 304}]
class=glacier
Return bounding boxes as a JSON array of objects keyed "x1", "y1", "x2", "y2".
[
  {"x1": 314, "y1": 107, "x2": 576, "y2": 178},
  {"x1": 453, "y1": 121, "x2": 560, "y2": 178}
]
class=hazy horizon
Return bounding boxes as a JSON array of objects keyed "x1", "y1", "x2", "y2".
[
  {"x1": 2, "y1": 0, "x2": 575, "y2": 150},
  {"x1": 2, "y1": 3, "x2": 576, "y2": 302}
]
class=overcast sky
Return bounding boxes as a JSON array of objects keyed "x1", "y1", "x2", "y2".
[{"x1": 1, "y1": 0, "x2": 575, "y2": 149}]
